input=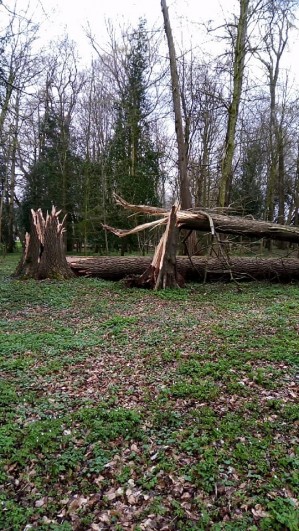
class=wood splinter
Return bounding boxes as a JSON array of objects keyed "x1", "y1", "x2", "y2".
[{"x1": 14, "y1": 207, "x2": 74, "y2": 280}]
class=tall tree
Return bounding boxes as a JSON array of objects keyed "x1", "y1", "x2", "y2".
[
  {"x1": 0, "y1": 1, "x2": 40, "y2": 250},
  {"x1": 22, "y1": 106, "x2": 81, "y2": 244},
  {"x1": 255, "y1": 0, "x2": 296, "y2": 221},
  {"x1": 160, "y1": 0, "x2": 192, "y2": 209},
  {"x1": 75, "y1": 59, "x2": 116, "y2": 252},
  {"x1": 180, "y1": 59, "x2": 226, "y2": 208},
  {"x1": 231, "y1": 133, "x2": 264, "y2": 217},
  {"x1": 22, "y1": 38, "x2": 85, "y2": 250},
  {"x1": 218, "y1": 0, "x2": 250, "y2": 207},
  {"x1": 106, "y1": 20, "x2": 161, "y2": 252}
]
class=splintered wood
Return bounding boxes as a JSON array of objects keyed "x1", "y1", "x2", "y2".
[
  {"x1": 107, "y1": 195, "x2": 299, "y2": 244},
  {"x1": 102, "y1": 196, "x2": 299, "y2": 289},
  {"x1": 15, "y1": 207, "x2": 74, "y2": 280},
  {"x1": 116, "y1": 203, "x2": 184, "y2": 290}
]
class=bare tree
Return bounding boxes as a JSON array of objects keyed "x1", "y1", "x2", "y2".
[
  {"x1": 180, "y1": 59, "x2": 226, "y2": 208},
  {"x1": 160, "y1": 0, "x2": 192, "y2": 210},
  {"x1": 218, "y1": 0, "x2": 251, "y2": 207},
  {"x1": 0, "y1": 1, "x2": 40, "y2": 250},
  {"x1": 75, "y1": 58, "x2": 115, "y2": 252},
  {"x1": 254, "y1": 0, "x2": 297, "y2": 221}
]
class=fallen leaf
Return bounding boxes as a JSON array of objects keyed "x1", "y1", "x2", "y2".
[
  {"x1": 99, "y1": 513, "x2": 110, "y2": 523},
  {"x1": 35, "y1": 498, "x2": 45, "y2": 508},
  {"x1": 127, "y1": 495, "x2": 137, "y2": 505},
  {"x1": 68, "y1": 496, "x2": 88, "y2": 514},
  {"x1": 252, "y1": 504, "x2": 270, "y2": 518},
  {"x1": 42, "y1": 517, "x2": 55, "y2": 524},
  {"x1": 105, "y1": 490, "x2": 116, "y2": 501},
  {"x1": 131, "y1": 444, "x2": 139, "y2": 452}
]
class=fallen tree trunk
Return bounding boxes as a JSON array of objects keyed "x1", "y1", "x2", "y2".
[
  {"x1": 68, "y1": 256, "x2": 299, "y2": 282},
  {"x1": 106, "y1": 196, "x2": 299, "y2": 244},
  {"x1": 179, "y1": 213, "x2": 299, "y2": 244}
]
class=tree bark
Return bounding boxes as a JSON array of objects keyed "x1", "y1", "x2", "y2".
[
  {"x1": 128, "y1": 203, "x2": 183, "y2": 289},
  {"x1": 99, "y1": 198, "x2": 299, "y2": 287},
  {"x1": 104, "y1": 196, "x2": 299, "y2": 245},
  {"x1": 67, "y1": 255, "x2": 299, "y2": 283},
  {"x1": 14, "y1": 207, "x2": 74, "y2": 280},
  {"x1": 161, "y1": 0, "x2": 192, "y2": 209},
  {"x1": 178, "y1": 211, "x2": 299, "y2": 244},
  {"x1": 218, "y1": 0, "x2": 249, "y2": 207}
]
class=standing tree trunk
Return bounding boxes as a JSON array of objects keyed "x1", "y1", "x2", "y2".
[
  {"x1": 152, "y1": 203, "x2": 181, "y2": 289},
  {"x1": 14, "y1": 207, "x2": 74, "y2": 280},
  {"x1": 218, "y1": 0, "x2": 249, "y2": 207},
  {"x1": 161, "y1": 0, "x2": 199, "y2": 256},
  {"x1": 161, "y1": 0, "x2": 192, "y2": 210},
  {"x1": 7, "y1": 92, "x2": 20, "y2": 253}
]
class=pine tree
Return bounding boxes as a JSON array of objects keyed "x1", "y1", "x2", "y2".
[
  {"x1": 232, "y1": 139, "x2": 264, "y2": 218},
  {"x1": 106, "y1": 20, "x2": 161, "y2": 251},
  {"x1": 22, "y1": 110, "x2": 81, "y2": 250}
]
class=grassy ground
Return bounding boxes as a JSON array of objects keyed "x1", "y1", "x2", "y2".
[{"x1": 0, "y1": 254, "x2": 298, "y2": 530}]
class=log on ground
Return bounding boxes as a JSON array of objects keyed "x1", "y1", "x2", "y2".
[{"x1": 68, "y1": 256, "x2": 299, "y2": 282}]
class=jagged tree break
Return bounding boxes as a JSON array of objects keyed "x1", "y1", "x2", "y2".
[
  {"x1": 15, "y1": 207, "x2": 74, "y2": 280},
  {"x1": 100, "y1": 195, "x2": 299, "y2": 289}
]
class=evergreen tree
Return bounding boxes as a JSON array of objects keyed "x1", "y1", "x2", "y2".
[
  {"x1": 106, "y1": 20, "x2": 161, "y2": 250},
  {"x1": 232, "y1": 139, "x2": 264, "y2": 218},
  {"x1": 74, "y1": 158, "x2": 109, "y2": 253},
  {"x1": 22, "y1": 110, "x2": 81, "y2": 249}
]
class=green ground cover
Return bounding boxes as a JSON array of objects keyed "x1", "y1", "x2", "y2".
[{"x1": 0, "y1": 254, "x2": 298, "y2": 530}]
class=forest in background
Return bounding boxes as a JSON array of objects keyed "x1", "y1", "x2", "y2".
[{"x1": 1, "y1": 0, "x2": 299, "y2": 255}]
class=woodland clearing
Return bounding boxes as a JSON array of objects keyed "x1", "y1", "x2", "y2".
[{"x1": 0, "y1": 254, "x2": 298, "y2": 530}]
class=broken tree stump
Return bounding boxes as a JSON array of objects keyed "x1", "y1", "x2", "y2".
[
  {"x1": 128, "y1": 203, "x2": 184, "y2": 289},
  {"x1": 15, "y1": 207, "x2": 74, "y2": 280},
  {"x1": 104, "y1": 203, "x2": 184, "y2": 289}
]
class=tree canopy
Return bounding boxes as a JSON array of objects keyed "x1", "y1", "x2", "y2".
[{"x1": 1, "y1": 1, "x2": 299, "y2": 253}]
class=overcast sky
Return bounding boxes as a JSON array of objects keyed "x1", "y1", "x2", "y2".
[
  {"x1": 11, "y1": 0, "x2": 299, "y2": 82},
  {"x1": 33, "y1": 0, "x2": 233, "y2": 35},
  {"x1": 15, "y1": 0, "x2": 237, "y2": 61}
]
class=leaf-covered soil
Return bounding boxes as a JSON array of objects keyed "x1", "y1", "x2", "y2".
[{"x1": 0, "y1": 255, "x2": 298, "y2": 530}]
